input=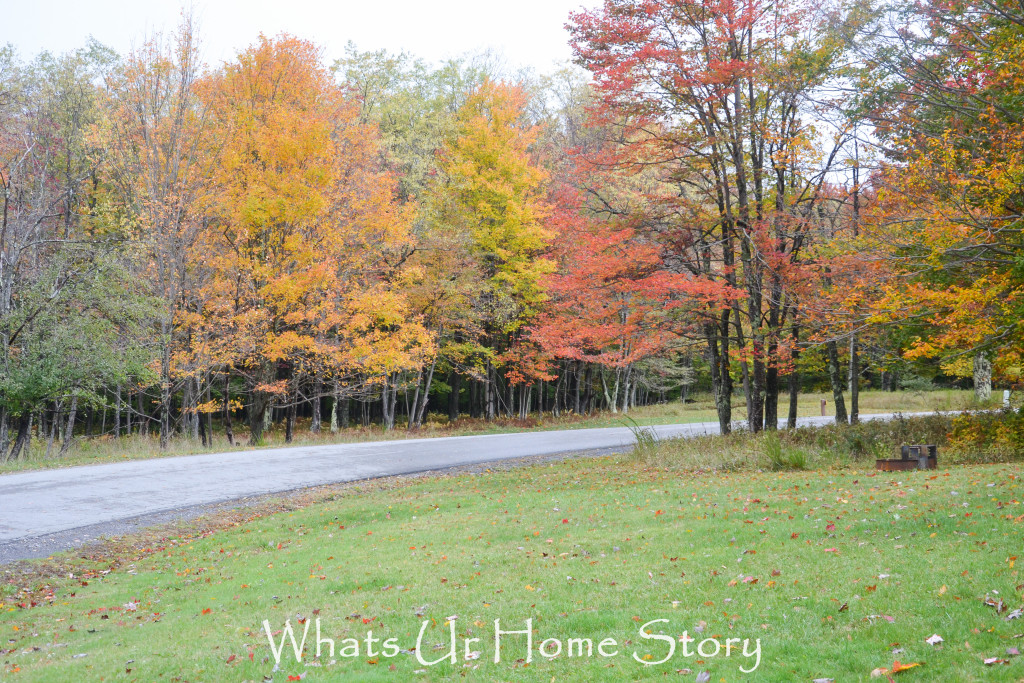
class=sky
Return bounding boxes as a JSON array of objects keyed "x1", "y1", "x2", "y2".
[{"x1": 3, "y1": 0, "x2": 602, "y2": 73}]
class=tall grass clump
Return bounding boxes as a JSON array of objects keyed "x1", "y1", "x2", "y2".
[
  {"x1": 762, "y1": 430, "x2": 808, "y2": 470},
  {"x1": 623, "y1": 415, "x2": 660, "y2": 460}
]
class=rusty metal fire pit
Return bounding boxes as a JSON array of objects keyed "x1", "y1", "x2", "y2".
[{"x1": 876, "y1": 444, "x2": 938, "y2": 471}]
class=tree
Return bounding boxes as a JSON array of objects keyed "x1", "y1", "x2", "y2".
[
  {"x1": 569, "y1": 0, "x2": 860, "y2": 431},
  {"x1": 431, "y1": 79, "x2": 554, "y2": 419},
  {"x1": 102, "y1": 14, "x2": 211, "y2": 448},
  {"x1": 856, "y1": 0, "x2": 1024, "y2": 391},
  {"x1": 200, "y1": 34, "x2": 423, "y2": 442},
  {"x1": 0, "y1": 43, "x2": 153, "y2": 459}
]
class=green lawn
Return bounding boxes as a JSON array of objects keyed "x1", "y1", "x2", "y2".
[
  {"x1": 3, "y1": 446, "x2": 1022, "y2": 681},
  {"x1": 0, "y1": 389, "x2": 987, "y2": 474}
]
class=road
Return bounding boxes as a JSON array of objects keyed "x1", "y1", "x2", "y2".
[{"x1": 0, "y1": 413, "x2": 922, "y2": 561}]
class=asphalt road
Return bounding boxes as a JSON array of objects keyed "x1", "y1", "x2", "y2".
[{"x1": 0, "y1": 412, "x2": 922, "y2": 561}]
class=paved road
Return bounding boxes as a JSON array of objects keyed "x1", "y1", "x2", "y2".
[{"x1": 0, "y1": 412, "x2": 926, "y2": 559}]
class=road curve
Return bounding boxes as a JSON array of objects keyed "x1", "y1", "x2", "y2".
[{"x1": 0, "y1": 412, "x2": 928, "y2": 553}]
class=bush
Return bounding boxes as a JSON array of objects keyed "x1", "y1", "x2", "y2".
[
  {"x1": 787, "y1": 413, "x2": 954, "y2": 460},
  {"x1": 948, "y1": 409, "x2": 1024, "y2": 462},
  {"x1": 645, "y1": 414, "x2": 958, "y2": 471}
]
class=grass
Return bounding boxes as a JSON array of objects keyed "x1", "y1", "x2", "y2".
[
  {"x1": 623, "y1": 415, "x2": 660, "y2": 461},
  {"x1": 3, "y1": 426, "x2": 1023, "y2": 681},
  {"x1": 761, "y1": 431, "x2": 809, "y2": 471},
  {"x1": 0, "y1": 389, "x2": 989, "y2": 474}
]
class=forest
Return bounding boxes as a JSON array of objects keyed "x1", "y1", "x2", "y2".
[{"x1": 0, "y1": 0, "x2": 1020, "y2": 460}]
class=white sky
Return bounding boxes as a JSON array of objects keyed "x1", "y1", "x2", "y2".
[{"x1": 3, "y1": 0, "x2": 601, "y2": 73}]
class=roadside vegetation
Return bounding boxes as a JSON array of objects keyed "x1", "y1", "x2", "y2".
[
  {"x1": 0, "y1": 389, "x2": 992, "y2": 474},
  {"x1": 632, "y1": 410, "x2": 1024, "y2": 473}
]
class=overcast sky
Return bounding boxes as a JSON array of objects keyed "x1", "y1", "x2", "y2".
[{"x1": 4, "y1": 0, "x2": 601, "y2": 73}]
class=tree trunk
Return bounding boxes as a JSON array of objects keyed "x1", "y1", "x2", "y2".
[
  {"x1": 407, "y1": 369, "x2": 424, "y2": 430},
  {"x1": 0, "y1": 409, "x2": 8, "y2": 459},
  {"x1": 621, "y1": 364, "x2": 632, "y2": 414},
  {"x1": 389, "y1": 379, "x2": 399, "y2": 429},
  {"x1": 572, "y1": 362, "x2": 581, "y2": 414},
  {"x1": 199, "y1": 403, "x2": 208, "y2": 446},
  {"x1": 448, "y1": 372, "x2": 461, "y2": 421},
  {"x1": 223, "y1": 372, "x2": 235, "y2": 446},
  {"x1": 330, "y1": 381, "x2": 340, "y2": 432},
  {"x1": 553, "y1": 369, "x2": 565, "y2": 417},
  {"x1": 59, "y1": 394, "x2": 78, "y2": 457},
  {"x1": 582, "y1": 364, "x2": 593, "y2": 414},
  {"x1": 413, "y1": 357, "x2": 438, "y2": 428},
  {"x1": 706, "y1": 313, "x2": 732, "y2": 435},
  {"x1": 137, "y1": 390, "x2": 148, "y2": 436},
  {"x1": 285, "y1": 400, "x2": 296, "y2": 443},
  {"x1": 382, "y1": 374, "x2": 399, "y2": 430},
  {"x1": 8, "y1": 413, "x2": 32, "y2": 461},
  {"x1": 160, "y1": 338, "x2": 172, "y2": 449},
  {"x1": 763, "y1": 286, "x2": 783, "y2": 431},
  {"x1": 826, "y1": 339, "x2": 849, "y2": 425},
  {"x1": 849, "y1": 335, "x2": 860, "y2": 424},
  {"x1": 190, "y1": 376, "x2": 201, "y2": 441},
  {"x1": 601, "y1": 371, "x2": 614, "y2": 413},
  {"x1": 469, "y1": 380, "x2": 479, "y2": 418},
  {"x1": 973, "y1": 352, "x2": 992, "y2": 402},
  {"x1": 115, "y1": 384, "x2": 122, "y2": 439},
  {"x1": 248, "y1": 362, "x2": 275, "y2": 445},
  {"x1": 764, "y1": 358, "x2": 778, "y2": 431},
  {"x1": 45, "y1": 403, "x2": 59, "y2": 459},
  {"x1": 204, "y1": 379, "x2": 213, "y2": 446},
  {"x1": 485, "y1": 361, "x2": 497, "y2": 420},
  {"x1": 787, "y1": 322, "x2": 800, "y2": 430},
  {"x1": 311, "y1": 376, "x2": 322, "y2": 433}
]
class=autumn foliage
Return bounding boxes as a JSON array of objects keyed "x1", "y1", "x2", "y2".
[{"x1": 1, "y1": 0, "x2": 1021, "y2": 458}]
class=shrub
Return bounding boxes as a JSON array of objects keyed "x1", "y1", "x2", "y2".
[{"x1": 948, "y1": 409, "x2": 1024, "y2": 462}]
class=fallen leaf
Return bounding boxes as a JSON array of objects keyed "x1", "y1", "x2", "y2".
[
  {"x1": 892, "y1": 660, "x2": 922, "y2": 673},
  {"x1": 984, "y1": 596, "x2": 1007, "y2": 614},
  {"x1": 925, "y1": 634, "x2": 944, "y2": 645}
]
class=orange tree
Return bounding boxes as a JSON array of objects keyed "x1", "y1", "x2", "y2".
[
  {"x1": 568, "y1": 0, "x2": 858, "y2": 431},
  {"x1": 199, "y1": 35, "x2": 427, "y2": 442}
]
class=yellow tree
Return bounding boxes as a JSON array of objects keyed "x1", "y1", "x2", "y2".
[
  {"x1": 200, "y1": 34, "x2": 426, "y2": 442},
  {"x1": 859, "y1": 0, "x2": 1024, "y2": 396},
  {"x1": 431, "y1": 79, "x2": 553, "y2": 419}
]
